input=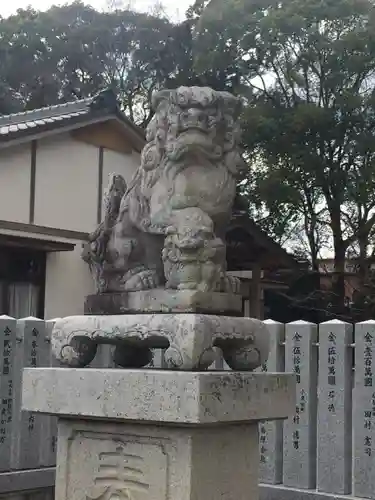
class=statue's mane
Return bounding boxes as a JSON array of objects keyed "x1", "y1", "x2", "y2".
[{"x1": 119, "y1": 86, "x2": 245, "y2": 231}]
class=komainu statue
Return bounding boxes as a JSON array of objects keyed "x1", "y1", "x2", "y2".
[
  {"x1": 83, "y1": 86, "x2": 245, "y2": 295},
  {"x1": 57, "y1": 87, "x2": 270, "y2": 370}
]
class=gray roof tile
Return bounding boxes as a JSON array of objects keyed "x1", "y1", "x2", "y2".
[
  {"x1": 0, "y1": 88, "x2": 145, "y2": 149},
  {"x1": 0, "y1": 90, "x2": 121, "y2": 141}
]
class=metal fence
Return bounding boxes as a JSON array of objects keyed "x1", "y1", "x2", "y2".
[{"x1": 1, "y1": 316, "x2": 375, "y2": 499}]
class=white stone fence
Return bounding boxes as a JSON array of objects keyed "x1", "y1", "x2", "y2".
[{"x1": 0, "y1": 316, "x2": 375, "y2": 499}]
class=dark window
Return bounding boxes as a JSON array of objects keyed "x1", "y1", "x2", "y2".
[{"x1": 0, "y1": 247, "x2": 45, "y2": 319}]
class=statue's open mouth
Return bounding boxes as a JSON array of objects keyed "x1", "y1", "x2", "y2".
[
  {"x1": 169, "y1": 130, "x2": 223, "y2": 161},
  {"x1": 179, "y1": 124, "x2": 208, "y2": 134}
]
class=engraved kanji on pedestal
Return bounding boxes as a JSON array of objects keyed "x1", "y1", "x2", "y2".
[
  {"x1": 87, "y1": 445, "x2": 149, "y2": 500},
  {"x1": 61, "y1": 431, "x2": 168, "y2": 500}
]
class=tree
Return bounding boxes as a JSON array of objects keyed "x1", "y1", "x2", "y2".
[
  {"x1": 0, "y1": 1, "x2": 245, "y2": 123},
  {"x1": 0, "y1": 4, "x2": 105, "y2": 111},
  {"x1": 194, "y1": 0, "x2": 375, "y2": 306},
  {"x1": 0, "y1": 2, "x2": 195, "y2": 125}
]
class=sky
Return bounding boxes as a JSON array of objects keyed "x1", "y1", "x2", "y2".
[{"x1": 0, "y1": 0, "x2": 191, "y2": 19}]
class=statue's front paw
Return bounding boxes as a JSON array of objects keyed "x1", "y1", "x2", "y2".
[
  {"x1": 124, "y1": 269, "x2": 162, "y2": 291},
  {"x1": 216, "y1": 273, "x2": 241, "y2": 294}
]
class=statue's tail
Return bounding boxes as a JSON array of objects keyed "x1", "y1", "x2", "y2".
[{"x1": 102, "y1": 173, "x2": 127, "y2": 228}]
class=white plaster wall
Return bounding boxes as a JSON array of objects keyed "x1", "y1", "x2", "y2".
[
  {"x1": 103, "y1": 148, "x2": 139, "y2": 187},
  {"x1": 34, "y1": 134, "x2": 99, "y2": 232},
  {"x1": 0, "y1": 133, "x2": 141, "y2": 319},
  {"x1": 34, "y1": 139, "x2": 141, "y2": 318},
  {"x1": 44, "y1": 243, "x2": 94, "y2": 319},
  {"x1": 0, "y1": 143, "x2": 31, "y2": 222}
]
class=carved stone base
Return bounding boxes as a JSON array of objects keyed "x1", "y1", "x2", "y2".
[
  {"x1": 22, "y1": 370, "x2": 295, "y2": 500},
  {"x1": 84, "y1": 290, "x2": 242, "y2": 315},
  {"x1": 51, "y1": 313, "x2": 270, "y2": 371}
]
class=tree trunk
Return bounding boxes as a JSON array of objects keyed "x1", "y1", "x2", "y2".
[
  {"x1": 308, "y1": 232, "x2": 319, "y2": 272},
  {"x1": 303, "y1": 207, "x2": 319, "y2": 272},
  {"x1": 356, "y1": 235, "x2": 369, "y2": 312},
  {"x1": 332, "y1": 237, "x2": 346, "y2": 311},
  {"x1": 328, "y1": 201, "x2": 347, "y2": 312}
]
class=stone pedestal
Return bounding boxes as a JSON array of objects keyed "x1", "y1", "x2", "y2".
[
  {"x1": 51, "y1": 313, "x2": 270, "y2": 371},
  {"x1": 84, "y1": 290, "x2": 243, "y2": 316},
  {"x1": 22, "y1": 368, "x2": 295, "y2": 500}
]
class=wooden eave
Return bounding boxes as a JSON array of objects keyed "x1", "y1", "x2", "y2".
[
  {"x1": 71, "y1": 118, "x2": 145, "y2": 155},
  {"x1": 226, "y1": 215, "x2": 299, "y2": 271},
  {"x1": 0, "y1": 234, "x2": 74, "y2": 252},
  {"x1": 0, "y1": 220, "x2": 89, "y2": 252}
]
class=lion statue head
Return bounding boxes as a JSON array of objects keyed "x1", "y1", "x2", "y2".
[{"x1": 125, "y1": 86, "x2": 246, "y2": 234}]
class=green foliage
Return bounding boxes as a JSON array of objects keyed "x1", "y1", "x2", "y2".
[
  {"x1": 0, "y1": 1, "x2": 239, "y2": 122},
  {"x1": 194, "y1": 0, "x2": 375, "y2": 300},
  {"x1": 0, "y1": 2, "x2": 192, "y2": 124},
  {"x1": 3, "y1": 0, "x2": 375, "y2": 304}
]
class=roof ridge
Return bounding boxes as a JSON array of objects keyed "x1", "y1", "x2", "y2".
[
  {"x1": 0, "y1": 96, "x2": 93, "y2": 127},
  {"x1": 0, "y1": 88, "x2": 145, "y2": 148}
]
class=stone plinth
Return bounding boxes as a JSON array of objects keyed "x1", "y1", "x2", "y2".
[
  {"x1": 51, "y1": 313, "x2": 270, "y2": 371},
  {"x1": 22, "y1": 369, "x2": 295, "y2": 500},
  {"x1": 84, "y1": 290, "x2": 243, "y2": 316}
]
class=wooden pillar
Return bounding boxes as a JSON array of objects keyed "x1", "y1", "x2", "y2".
[
  {"x1": 242, "y1": 281, "x2": 251, "y2": 317},
  {"x1": 250, "y1": 263, "x2": 262, "y2": 319}
]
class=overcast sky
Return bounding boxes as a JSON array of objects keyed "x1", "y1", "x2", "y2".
[{"x1": 0, "y1": 0, "x2": 190, "y2": 19}]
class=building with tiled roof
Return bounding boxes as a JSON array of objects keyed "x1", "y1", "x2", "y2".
[
  {"x1": 0, "y1": 89, "x2": 145, "y2": 319},
  {"x1": 0, "y1": 89, "x2": 144, "y2": 149}
]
